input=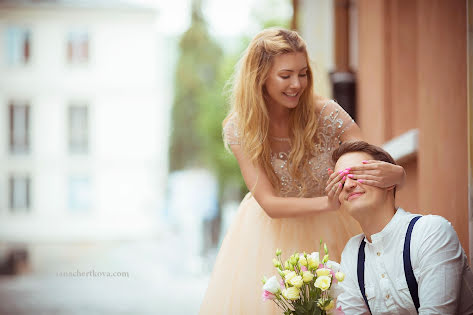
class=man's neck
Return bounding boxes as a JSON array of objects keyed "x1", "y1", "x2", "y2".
[{"x1": 356, "y1": 202, "x2": 397, "y2": 243}]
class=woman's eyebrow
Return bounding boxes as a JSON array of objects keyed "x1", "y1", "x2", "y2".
[{"x1": 279, "y1": 66, "x2": 308, "y2": 72}]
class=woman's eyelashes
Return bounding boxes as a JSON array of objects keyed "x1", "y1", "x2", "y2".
[{"x1": 279, "y1": 73, "x2": 307, "y2": 79}]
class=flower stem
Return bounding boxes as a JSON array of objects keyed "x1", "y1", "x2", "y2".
[{"x1": 274, "y1": 299, "x2": 286, "y2": 312}]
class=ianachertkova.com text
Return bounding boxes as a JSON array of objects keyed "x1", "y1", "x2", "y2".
[{"x1": 56, "y1": 270, "x2": 130, "y2": 278}]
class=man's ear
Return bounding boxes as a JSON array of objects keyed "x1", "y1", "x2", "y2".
[{"x1": 386, "y1": 185, "x2": 396, "y2": 199}]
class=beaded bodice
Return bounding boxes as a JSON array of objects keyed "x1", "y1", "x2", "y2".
[{"x1": 223, "y1": 100, "x2": 355, "y2": 197}]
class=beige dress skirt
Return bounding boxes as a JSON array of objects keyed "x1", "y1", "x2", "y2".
[{"x1": 199, "y1": 193, "x2": 361, "y2": 315}]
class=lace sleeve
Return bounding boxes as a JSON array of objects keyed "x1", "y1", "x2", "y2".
[
  {"x1": 223, "y1": 114, "x2": 241, "y2": 146},
  {"x1": 317, "y1": 100, "x2": 355, "y2": 145}
]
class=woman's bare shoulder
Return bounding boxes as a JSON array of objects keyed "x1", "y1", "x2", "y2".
[{"x1": 313, "y1": 96, "x2": 332, "y2": 115}]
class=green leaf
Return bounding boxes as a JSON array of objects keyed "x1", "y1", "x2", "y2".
[
  {"x1": 293, "y1": 304, "x2": 307, "y2": 313},
  {"x1": 306, "y1": 301, "x2": 314, "y2": 311}
]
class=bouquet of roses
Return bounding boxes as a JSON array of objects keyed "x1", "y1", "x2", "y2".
[{"x1": 262, "y1": 242, "x2": 345, "y2": 315}]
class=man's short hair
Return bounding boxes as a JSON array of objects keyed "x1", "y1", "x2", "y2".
[{"x1": 332, "y1": 141, "x2": 398, "y2": 197}]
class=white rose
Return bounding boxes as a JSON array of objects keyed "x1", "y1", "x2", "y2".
[
  {"x1": 282, "y1": 287, "x2": 301, "y2": 300},
  {"x1": 302, "y1": 271, "x2": 314, "y2": 283},
  {"x1": 308, "y1": 252, "x2": 320, "y2": 268},
  {"x1": 285, "y1": 271, "x2": 297, "y2": 283},
  {"x1": 263, "y1": 275, "x2": 280, "y2": 294},
  {"x1": 289, "y1": 275, "x2": 303, "y2": 288},
  {"x1": 326, "y1": 260, "x2": 341, "y2": 273},
  {"x1": 335, "y1": 271, "x2": 345, "y2": 282},
  {"x1": 316, "y1": 268, "x2": 331, "y2": 277},
  {"x1": 315, "y1": 275, "x2": 332, "y2": 291},
  {"x1": 298, "y1": 255, "x2": 308, "y2": 267}
]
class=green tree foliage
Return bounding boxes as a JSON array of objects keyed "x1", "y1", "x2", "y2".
[
  {"x1": 170, "y1": 0, "x2": 291, "y2": 205},
  {"x1": 196, "y1": 52, "x2": 247, "y2": 200},
  {"x1": 169, "y1": 2, "x2": 223, "y2": 171}
]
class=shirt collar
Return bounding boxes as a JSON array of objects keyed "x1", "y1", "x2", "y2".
[{"x1": 368, "y1": 207, "x2": 406, "y2": 243}]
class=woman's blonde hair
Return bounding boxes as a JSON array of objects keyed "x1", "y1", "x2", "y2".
[{"x1": 224, "y1": 27, "x2": 321, "y2": 196}]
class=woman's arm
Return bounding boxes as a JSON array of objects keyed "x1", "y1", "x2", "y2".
[{"x1": 230, "y1": 144, "x2": 341, "y2": 219}]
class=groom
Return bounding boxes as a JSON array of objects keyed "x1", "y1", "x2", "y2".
[{"x1": 331, "y1": 141, "x2": 473, "y2": 314}]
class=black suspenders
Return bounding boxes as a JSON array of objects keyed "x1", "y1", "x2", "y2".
[
  {"x1": 357, "y1": 216, "x2": 422, "y2": 314},
  {"x1": 403, "y1": 216, "x2": 422, "y2": 311},
  {"x1": 357, "y1": 240, "x2": 372, "y2": 314}
]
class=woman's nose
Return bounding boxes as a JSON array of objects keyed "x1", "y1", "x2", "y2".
[{"x1": 290, "y1": 77, "x2": 301, "y2": 89}]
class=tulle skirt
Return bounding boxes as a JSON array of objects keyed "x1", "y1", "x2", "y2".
[{"x1": 199, "y1": 193, "x2": 361, "y2": 315}]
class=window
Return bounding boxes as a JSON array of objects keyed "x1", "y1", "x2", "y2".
[
  {"x1": 68, "y1": 105, "x2": 88, "y2": 154},
  {"x1": 9, "y1": 102, "x2": 30, "y2": 154},
  {"x1": 67, "y1": 30, "x2": 89, "y2": 64},
  {"x1": 9, "y1": 175, "x2": 31, "y2": 211},
  {"x1": 5, "y1": 27, "x2": 31, "y2": 65},
  {"x1": 68, "y1": 176, "x2": 91, "y2": 211}
]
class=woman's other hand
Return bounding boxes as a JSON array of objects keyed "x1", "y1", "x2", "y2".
[
  {"x1": 325, "y1": 168, "x2": 348, "y2": 210},
  {"x1": 346, "y1": 160, "x2": 405, "y2": 188}
]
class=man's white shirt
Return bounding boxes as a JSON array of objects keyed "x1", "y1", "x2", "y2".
[{"x1": 337, "y1": 208, "x2": 473, "y2": 315}]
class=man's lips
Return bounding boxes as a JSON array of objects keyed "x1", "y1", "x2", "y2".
[{"x1": 347, "y1": 192, "x2": 364, "y2": 201}]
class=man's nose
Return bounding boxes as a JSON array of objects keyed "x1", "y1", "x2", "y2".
[{"x1": 344, "y1": 176, "x2": 358, "y2": 189}]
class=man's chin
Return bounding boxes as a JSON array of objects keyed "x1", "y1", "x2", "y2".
[{"x1": 344, "y1": 203, "x2": 367, "y2": 218}]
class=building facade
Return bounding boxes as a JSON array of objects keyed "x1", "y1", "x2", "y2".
[
  {"x1": 296, "y1": 0, "x2": 471, "y2": 259},
  {"x1": 0, "y1": 1, "x2": 171, "y2": 243}
]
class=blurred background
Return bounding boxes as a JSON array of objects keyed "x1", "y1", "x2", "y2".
[{"x1": 0, "y1": 0, "x2": 471, "y2": 314}]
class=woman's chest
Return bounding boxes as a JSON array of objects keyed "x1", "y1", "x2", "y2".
[{"x1": 270, "y1": 148, "x2": 333, "y2": 197}]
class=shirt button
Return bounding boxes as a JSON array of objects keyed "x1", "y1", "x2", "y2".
[
  {"x1": 377, "y1": 252, "x2": 381, "y2": 256},
  {"x1": 386, "y1": 294, "x2": 390, "y2": 299},
  {"x1": 381, "y1": 274, "x2": 385, "y2": 278}
]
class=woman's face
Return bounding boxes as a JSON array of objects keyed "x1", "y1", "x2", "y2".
[{"x1": 264, "y1": 52, "x2": 308, "y2": 111}]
